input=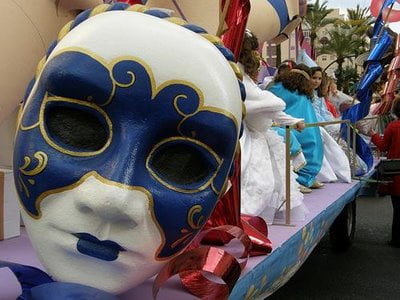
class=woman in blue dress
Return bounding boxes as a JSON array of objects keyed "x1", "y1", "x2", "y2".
[{"x1": 268, "y1": 64, "x2": 324, "y2": 188}]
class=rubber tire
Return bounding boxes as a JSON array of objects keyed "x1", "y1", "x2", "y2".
[{"x1": 329, "y1": 200, "x2": 356, "y2": 252}]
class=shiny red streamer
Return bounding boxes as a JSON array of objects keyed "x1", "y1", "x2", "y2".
[
  {"x1": 153, "y1": 225, "x2": 251, "y2": 299},
  {"x1": 220, "y1": 0, "x2": 251, "y2": 60},
  {"x1": 116, "y1": 0, "x2": 143, "y2": 4}
]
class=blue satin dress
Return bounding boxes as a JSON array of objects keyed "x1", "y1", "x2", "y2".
[{"x1": 268, "y1": 82, "x2": 323, "y2": 187}]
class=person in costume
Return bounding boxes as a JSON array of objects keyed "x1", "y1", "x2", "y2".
[
  {"x1": 239, "y1": 31, "x2": 308, "y2": 224},
  {"x1": 268, "y1": 64, "x2": 324, "y2": 189},
  {"x1": 369, "y1": 98, "x2": 400, "y2": 247},
  {"x1": 310, "y1": 66, "x2": 352, "y2": 184}
]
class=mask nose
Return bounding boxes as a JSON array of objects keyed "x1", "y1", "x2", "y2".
[{"x1": 73, "y1": 175, "x2": 151, "y2": 229}]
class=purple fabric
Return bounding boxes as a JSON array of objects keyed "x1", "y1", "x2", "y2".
[{"x1": 0, "y1": 182, "x2": 357, "y2": 299}]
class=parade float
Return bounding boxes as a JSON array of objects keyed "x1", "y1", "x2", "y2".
[{"x1": 0, "y1": 1, "x2": 397, "y2": 299}]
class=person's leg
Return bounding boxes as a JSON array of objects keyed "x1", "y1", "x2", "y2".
[{"x1": 391, "y1": 196, "x2": 400, "y2": 246}]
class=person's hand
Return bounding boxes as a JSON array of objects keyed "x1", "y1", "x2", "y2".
[{"x1": 295, "y1": 121, "x2": 305, "y2": 132}]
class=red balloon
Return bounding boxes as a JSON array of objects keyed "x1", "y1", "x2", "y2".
[{"x1": 370, "y1": 0, "x2": 400, "y2": 23}]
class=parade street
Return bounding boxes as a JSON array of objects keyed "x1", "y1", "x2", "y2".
[{"x1": 269, "y1": 195, "x2": 400, "y2": 300}]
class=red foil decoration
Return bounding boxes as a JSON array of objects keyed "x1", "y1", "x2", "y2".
[
  {"x1": 220, "y1": 0, "x2": 251, "y2": 59},
  {"x1": 116, "y1": 0, "x2": 143, "y2": 4},
  {"x1": 153, "y1": 225, "x2": 251, "y2": 300},
  {"x1": 202, "y1": 153, "x2": 242, "y2": 245}
]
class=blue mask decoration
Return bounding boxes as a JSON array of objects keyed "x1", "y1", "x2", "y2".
[
  {"x1": 14, "y1": 49, "x2": 239, "y2": 258},
  {"x1": 13, "y1": 10, "x2": 243, "y2": 293}
]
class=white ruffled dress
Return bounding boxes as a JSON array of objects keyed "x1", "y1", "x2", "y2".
[{"x1": 240, "y1": 69, "x2": 308, "y2": 224}]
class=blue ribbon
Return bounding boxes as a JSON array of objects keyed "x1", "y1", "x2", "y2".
[
  {"x1": 0, "y1": 261, "x2": 116, "y2": 300},
  {"x1": 341, "y1": 25, "x2": 393, "y2": 173},
  {"x1": 372, "y1": 0, "x2": 396, "y2": 42}
]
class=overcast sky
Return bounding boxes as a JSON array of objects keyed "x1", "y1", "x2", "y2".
[
  {"x1": 324, "y1": 0, "x2": 372, "y2": 12},
  {"x1": 317, "y1": 0, "x2": 400, "y2": 32}
]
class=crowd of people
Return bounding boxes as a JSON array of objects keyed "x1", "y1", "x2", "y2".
[
  {"x1": 238, "y1": 31, "x2": 354, "y2": 225},
  {"x1": 238, "y1": 30, "x2": 400, "y2": 246}
]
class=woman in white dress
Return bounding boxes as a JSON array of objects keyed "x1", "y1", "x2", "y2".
[
  {"x1": 239, "y1": 31, "x2": 308, "y2": 224},
  {"x1": 310, "y1": 67, "x2": 351, "y2": 183}
]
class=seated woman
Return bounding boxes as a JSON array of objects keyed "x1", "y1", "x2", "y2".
[
  {"x1": 239, "y1": 31, "x2": 308, "y2": 224},
  {"x1": 268, "y1": 64, "x2": 324, "y2": 189},
  {"x1": 310, "y1": 67, "x2": 351, "y2": 183}
]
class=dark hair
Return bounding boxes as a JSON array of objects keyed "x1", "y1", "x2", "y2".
[
  {"x1": 239, "y1": 31, "x2": 260, "y2": 80},
  {"x1": 277, "y1": 60, "x2": 296, "y2": 75},
  {"x1": 310, "y1": 66, "x2": 324, "y2": 97},
  {"x1": 274, "y1": 63, "x2": 313, "y2": 97},
  {"x1": 392, "y1": 98, "x2": 400, "y2": 118},
  {"x1": 310, "y1": 66, "x2": 322, "y2": 75}
]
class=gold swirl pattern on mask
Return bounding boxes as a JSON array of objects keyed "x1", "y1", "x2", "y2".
[
  {"x1": 146, "y1": 137, "x2": 222, "y2": 194},
  {"x1": 170, "y1": 205, "x2": 205, "y2": 249},
  {"x1": 17, "y1": 151, "x2": 48, "y2": 198},
  {"x1": 21, "y1": 4, "x2": 243, "y2": 134},
  {"x1": 19, "y1": 151, "x2": 48, "y2": 176},
  {"x1": 187, "y1": 205, "x2": 205, "y2": 230},
  {"x1": 37, "y1": 96, "x2": 113, "y2": 157}
]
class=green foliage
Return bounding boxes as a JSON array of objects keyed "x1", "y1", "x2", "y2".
[
  {"x1": 304, "y1": 0, "x2": 335, "y2": 56},
  {"x1": 337, "y1": 66, "x2": 360, "y2": 94}
]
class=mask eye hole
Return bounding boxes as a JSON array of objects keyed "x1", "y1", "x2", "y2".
[
  {"x1": 147, "y1": 138, "x2": 221, "y2": 192},
  {"x1": 43, "y1": 98, "x2": 111, "y2": 155}
]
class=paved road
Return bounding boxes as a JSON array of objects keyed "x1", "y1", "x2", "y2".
[{"x1": 268, "y1": 196, "x2": 400, "y2": 300}]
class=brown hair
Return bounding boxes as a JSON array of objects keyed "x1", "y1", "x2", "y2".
[
  {"x1": 274, "y1": 64, "x2": 313, "y2": 98},
  {"x1": 239, "y1": 31, "x2": 260, "y2": 80}
]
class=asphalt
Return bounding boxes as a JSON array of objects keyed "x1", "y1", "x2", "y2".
[{"x1": 268, "y1": 195, "x2": 400, "y2": 300}]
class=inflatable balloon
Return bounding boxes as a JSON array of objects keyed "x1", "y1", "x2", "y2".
[
  {"x1": 0, "y1": 0, "x2": 103, "y2": 166},
  {"x1": 14, "y1": 4, "x2": 243, "y2": 294},
  {"x1": 370, "y1": 0, "x2": 400, "y2": 23},
  {"x1": 145, "y1": 0, "x2": 303, "y2": 44}
]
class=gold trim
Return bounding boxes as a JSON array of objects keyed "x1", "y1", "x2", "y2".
[
  {"x1": 19, "y1": 170, "x2": 168, "y2": 262},
  {"x1": 230, "y1": 62, "x2": 243, "y2": 81},
  {"x1": 36, "y1": 57, "x2": 47, "y2": 79},
  {"x1": 39, "y1": 96, "x2": 113, "y2": 157},
  {"x1": 173, "y1": 94, "x2": 189, "y2": 117},
  {"x1": 126, "y1": 4, "x2": 147, "y2": 12},
  {"x1": 20, "y1": 121, "x2": 40, "y2": 131},
  {"x1": 146, "y1": 137, "x2": 222, "y2": 194},
  {"x1": 113, "y1": 71, "x2": 136, "y2": 88},
  {"x1": 89, "y1": 4, "x2": 110, "y2": 17},
  {"x1": 58, "y1": 21, "x2": 73, "y2": 41},
  {"x1": 200, "y1": 34, "x2": 223, "y2": 45},
  {"x1": 187, "y1": 205, "x2": 205, "y2": 229},
  {"x1": 165, "y1": 17, "x2": 187, "y2": 26},
  {"x1": 19, "y1": 151, "x2": 48, "y2": 176},
  {"x1": 18, "y1": 174, "x2": 30, "y2": 198}
]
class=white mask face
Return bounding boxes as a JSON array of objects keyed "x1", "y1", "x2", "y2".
[
  {"x1": 15, "y1": 9, "x2": 242, "y2": 294},
  {"x1": 22, "y1": 174, "x2": 163, "y2": 293}
]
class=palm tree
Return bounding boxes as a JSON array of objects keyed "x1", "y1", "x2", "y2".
[
  {"x1": 337, "y1": 5, "x2": 373, "y2": 57},
  {"x1": 304, "y1": 0, "x2": 334, "y2": 59},
  {"x1": 319, "y1": 25, "x2": 363, "y2": 89}
]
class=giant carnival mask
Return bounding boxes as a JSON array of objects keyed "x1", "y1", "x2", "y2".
[{"x1": 13, "y1": 5, "x2": 243, "y2": 294}]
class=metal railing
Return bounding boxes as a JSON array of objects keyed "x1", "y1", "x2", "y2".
[{"x1": 277, "y1": 119, "x2": 353, "y2": 226}]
